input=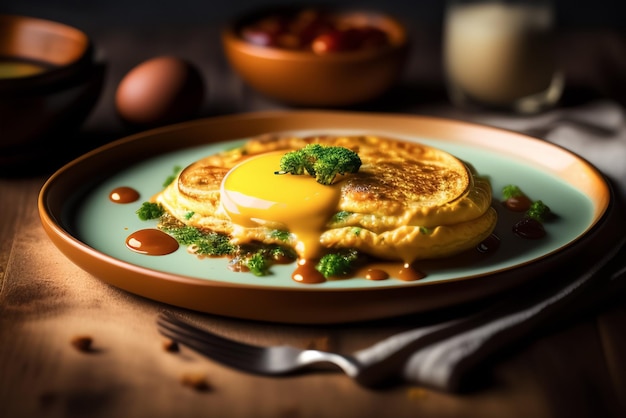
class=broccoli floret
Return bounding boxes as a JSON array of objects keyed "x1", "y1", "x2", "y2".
[
  {"x1": 316, "y1": 249, "x2": 360, "y2": 278},
  {"x1": 526, "y1": 200, "x2": 552, "y2": 222},
  {"x1": 136, "y1": 202, "x2": 164, "y2": 220},
  {"x1": 245, "y1": 252, "x2": 271, "y2": 277},
  {"x1": 278, "y1": 144, "x2": 362, "y2": 185},
  {"x1": 279, "y1": 150, "x2": 307, "y2": 175}
]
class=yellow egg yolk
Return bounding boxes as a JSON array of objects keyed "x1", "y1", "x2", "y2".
[{"x1": 220, "y1": 152, "x2": 341, "y2": 260}]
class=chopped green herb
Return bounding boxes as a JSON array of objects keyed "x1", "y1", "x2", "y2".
[
  {"x1": 269, "y1": 245, "x2": 296, "y2": 261},
  {"x1": 161, "y1": 226, "x2": 234, "y2": 256},
  {"x1": 419, "y1": 226, "x2": 433, "y2": 235},
  {"x1": 163, "y1": 165, "x2": 182, "y2": 187},
  {"x1": 332, "y1": 211, "x2": 353, "y2": 223},
  {"x1": 136, "y1": 202, "x2": 164, "y2": 220},
  {"x1": 270, "y1": 229, "x2": 291, "y2": 242},
  {"x1": 184, "y1": 211, "x2": 195, "y2": 220},
  {"x1": 163, "y1": 225, "x2": 202, "y2": 245},
  {"x1": 229, "y1": 244, "x2": 296, "y2": 276},
  {"x1": 502, "y1": 184, "x2": 525, "y2": 200}
]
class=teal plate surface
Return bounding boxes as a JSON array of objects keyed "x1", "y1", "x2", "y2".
[
  {"x1": 72, "y1": 138, "x2": 593, "y2": 288},
  {"x1": 39, "y1": 111, "x2": 612, "y2": 323}
]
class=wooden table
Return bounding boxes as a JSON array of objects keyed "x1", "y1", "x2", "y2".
[{"x1": 1, "y1": 19, "x2": 626, "y2": 418}]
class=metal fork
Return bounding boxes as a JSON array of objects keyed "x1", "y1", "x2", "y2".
[
  {"x1": 156, "y1": 241, "x2": 626, "y2": 389},
  {"x1": 156, "y1": 311, "x2": 468, "y2": 388}
]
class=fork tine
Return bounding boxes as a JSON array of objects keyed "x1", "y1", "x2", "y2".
[
  {"x1": 156, "y1": 312, "x2": 362, "y2": 379},
  {"x1": 157, "y1": 312, "x2": 262, "y2": 354},
  {"x1": 156, "y1": 312, "x2": 270, "y2": 373}
]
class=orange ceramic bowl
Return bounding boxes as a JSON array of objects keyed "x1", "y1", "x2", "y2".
[
  {"x1": 222, "y1": 7, "x2": 409, "y2": 107},
  {"x1": 0, "y1": 15, "x2": 104, "y2": 164}
]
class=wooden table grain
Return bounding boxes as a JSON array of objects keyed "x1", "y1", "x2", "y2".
[{"x1": 1, "y1": 21, "x2": 626, "y2": 418}]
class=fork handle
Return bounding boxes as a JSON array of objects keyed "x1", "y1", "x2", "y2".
[{"x1": 299, "y1": 350, "x2": 361, "y2": 377}]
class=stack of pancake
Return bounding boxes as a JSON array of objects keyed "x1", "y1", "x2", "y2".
[{"x1": 154, "y1": 134, "x2": 496, "y2": 265}]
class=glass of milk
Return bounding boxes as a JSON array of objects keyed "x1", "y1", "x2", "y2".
[{"x1": 443, "y1": 0, "x2": 563, "y2": 113}]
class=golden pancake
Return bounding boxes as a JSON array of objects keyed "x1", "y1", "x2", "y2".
[{"x1": 154, "y1": 134, "x2": 496, "y2": 265}]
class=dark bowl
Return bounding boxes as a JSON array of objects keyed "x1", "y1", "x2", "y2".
[{"x1": 0, "y1": 15, "x2": 104, "y2": 166}]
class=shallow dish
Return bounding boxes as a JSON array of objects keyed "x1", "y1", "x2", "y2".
[
  {"x1": 0, "y1": 14, "x2": 103, "y2": 166},
  {"x1": 0, "y1": 14, "x2": 93, "y2": 90},
  {"x1": 39, "y1": 111, "x2": 614, "y2": 323},
  {"x1": 222, "y1": 6, "x2": 408, "y2": 106}
]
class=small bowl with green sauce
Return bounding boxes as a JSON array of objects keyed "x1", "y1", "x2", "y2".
[{"x1": 0, "y1": 14, "x2": 104, "y2": 168}]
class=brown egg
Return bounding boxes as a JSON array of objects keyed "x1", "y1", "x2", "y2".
[{"x1": 115, "y1": 56, "x2": 204, "y2": 127}]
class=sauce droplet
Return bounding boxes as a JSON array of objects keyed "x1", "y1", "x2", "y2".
[
  {"x1": 513, "y1": 218, "x2": 546, "y2": 239},
  {"x1": 503, "y1": 195, "x2": 532, "y2": 212},
  {"x1": 110, "y1": 186, "x2": 140, "y2": 204},
  {"x1": 292, "y1": 259, "x2": 326, "y2": 284},
  {"x1": 365, "y1": 269, "x2": 389, "y2": 281},
  {"x1": 398, "y1": 263, "x2": 426, "y2": 281},
  {"x1": 126, "y1": 229, "x2": 179, "y2": 255},
  {"x1": 477, "y1": 234, "x2": 501, "y2": 254}
]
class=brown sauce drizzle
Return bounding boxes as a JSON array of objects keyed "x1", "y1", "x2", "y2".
[
  {"x1": 110, "y1": 186, "x2": 140, "y2": 204},
  {"x1": 292, "y1": 259, "x2": 326, "y2": 284},
  {"x1": 124, "y1": 198, "x2": 556, "y2": 282},
  {"x1": 126, "y1": 229, "x2": 179, "y2": 255}
]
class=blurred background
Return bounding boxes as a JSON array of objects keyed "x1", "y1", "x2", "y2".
[
  {"x1": 4, "y1": 0, "x2": 626, "y2": 28},
  {"x1": 2, "y1": 0, "x2": 625, "y2": 147}
]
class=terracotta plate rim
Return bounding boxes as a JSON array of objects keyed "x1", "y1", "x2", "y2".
[{"x1": 37, "y1": 110, "x2": 616, "y2": 323}]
